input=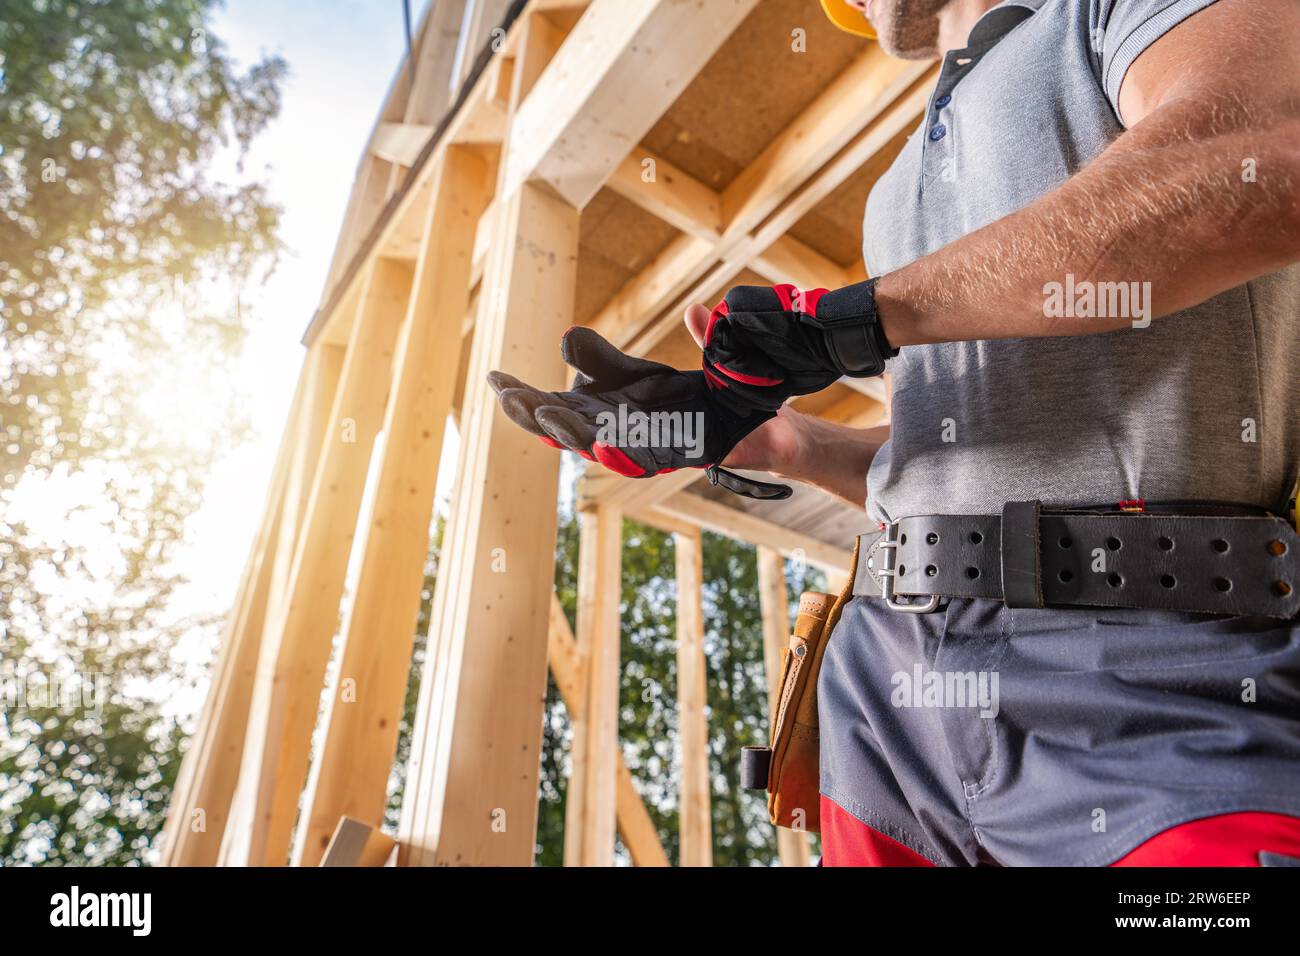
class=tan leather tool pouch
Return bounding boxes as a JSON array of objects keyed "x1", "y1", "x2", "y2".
[{"x1": 764, "y1": 543, "x2": 858, "y2": 833}]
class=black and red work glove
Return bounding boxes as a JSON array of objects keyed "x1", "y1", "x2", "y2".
[
  {"x1": 700, "y1": 278, "x2": 896, "y2": 412},
  {"x1": 487, "y1": 327, "x2": 792, "y2": 499}
]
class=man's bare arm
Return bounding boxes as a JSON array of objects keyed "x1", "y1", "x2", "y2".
[{"x1": 877, "y1": 0, "x2": 1300, "y2": 346}]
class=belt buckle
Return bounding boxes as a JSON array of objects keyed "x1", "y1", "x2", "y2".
[{"x1": 878, "y1": 521, "x2": 941, "y2": 613}]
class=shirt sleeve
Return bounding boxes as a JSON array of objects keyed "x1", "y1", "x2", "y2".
[{"x1": 1091, "y1": 0, "x2": 1221, "y2": 124}]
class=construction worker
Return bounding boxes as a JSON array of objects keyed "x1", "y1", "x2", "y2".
[{"x1": 491, "y1": 0, "x2": 1300, "y2": 865}]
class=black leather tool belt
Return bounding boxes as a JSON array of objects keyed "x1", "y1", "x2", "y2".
[{"x1": 853, "y1": 501, "x2": 1299, "y2": 619}]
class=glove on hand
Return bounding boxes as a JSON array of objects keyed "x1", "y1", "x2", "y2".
[
  {"x1": 488, "y1": 327, "x2": 792, "y2": 499},
  {"x1": 701, "y1": 279, "x2": 895, "y2": 413}
]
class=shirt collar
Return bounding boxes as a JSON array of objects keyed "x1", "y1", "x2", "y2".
[{"x1": 964, "y1": 0, "x2": 1043, "y2": 52}]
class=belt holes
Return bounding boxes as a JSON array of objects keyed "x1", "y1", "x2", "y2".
[
  {"x1": 898, "y1": 564, "x2": 906, "y2": 576},
  {"x1": 1058, "y1": 569, "x2": 1073, "y2": 583},
  {"x1": 1267, "y1": 539, "x2": 1287, "y2": 557},
  {"x1": 926, "y1": 531, "x2": 940, "y2": 545},
  {"x1": 1159, "y1": 574, "x2": 1176, "y2": 589},
  {"x1": 900, "y1": 532, "x2": 907, "y2": 545},
  {"x1": 1212, "y1": 538, "x2": 1230, "y2": 554},
  {"x1": 925, "y1": 565, "x2": 938, "y2": 577},
  {"x1": 965, "y1": 566, "x2": 980, "y2": 580},
  {"x1": 1106, "y1": 536, "x2": 1122, "y2": 551},
  {"x1": 1275, "y1": 581, "x2": 1293, "y2": 597},
  {"x1": 1213, "y1": 576, "x2": 1232, "y2": 593},
  {"x1": 1058, "y1": 535, "x2": 1072, "y2": 549},
  {"x1": 1157, "y1": 536, "x2": 1174, "y2": 551},
  {"x1": 1107, "y1": 572, "x2": 1123, "y2": 588},
  {"x1": 969, "y1": 531, "x2": 983, "y2": 544}
]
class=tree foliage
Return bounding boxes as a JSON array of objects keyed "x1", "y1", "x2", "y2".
[{"x1": 0, "y1": 0, "x2": 284, "y2": 865}]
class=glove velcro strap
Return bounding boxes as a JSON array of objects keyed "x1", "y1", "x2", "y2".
[
  {"x1": 801, "y1": 278, "x2": 894, "y2": 377},
  {"x1": 707, "y1": 465, "x2": 793, "y2": 500}
]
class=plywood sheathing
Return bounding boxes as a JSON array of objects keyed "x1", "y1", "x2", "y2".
[
  {"x1": 786, "y1": 124, "x2": 912, "y2": 268},
  {"x1": 642, "y1": 0, "x2": 865, "y2": 192},
  {"x1": 576, "y1": 189, "x2": 682, "y2": 326}
]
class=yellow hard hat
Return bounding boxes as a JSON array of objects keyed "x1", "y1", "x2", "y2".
[{"x1": 820, "y1": 0, "x2": 877, "y2": 38}]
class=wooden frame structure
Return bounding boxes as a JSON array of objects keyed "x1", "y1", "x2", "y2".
[{"x1": 162, "y1": 0, "x2": 936, "y2": 867}]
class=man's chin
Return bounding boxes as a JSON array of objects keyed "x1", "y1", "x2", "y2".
[
  {"x1": 874, "y1": 33, "x2": 942, "y2": 59},
  {"x1": 868, "y1": 3, "x2": 944, "y2": 60}
]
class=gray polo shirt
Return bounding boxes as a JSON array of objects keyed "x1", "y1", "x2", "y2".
[{"x1": 863, "y1": 0, "x2": 1300, "y2": 524}]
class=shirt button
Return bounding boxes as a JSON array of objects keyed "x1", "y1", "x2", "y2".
[
  {"x1": 928, "y1": 124, "x2": 947, "y2": 141},
  {"x1": 935, "y1": 94, "x2": 952, "y2": 109}
]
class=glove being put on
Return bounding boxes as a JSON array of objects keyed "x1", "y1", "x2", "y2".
[
  {"x1": 487, "y1": 326, "x2": 793, "y2": 500},
  {"x1": 701, "y1": 278, "x2": 896, "y2": 412}
]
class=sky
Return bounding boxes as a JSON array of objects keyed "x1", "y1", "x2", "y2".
[{"x1": 171, "y1": 0, "x2": 441, "y2": 621}]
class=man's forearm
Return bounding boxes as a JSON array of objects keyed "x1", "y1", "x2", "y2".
[
  {"x1": 876, "y1": 88, "x2": 1300, "y2": 347},
  {"x1": 771, "y1": 414, "x2": 888, "y2": 509}
]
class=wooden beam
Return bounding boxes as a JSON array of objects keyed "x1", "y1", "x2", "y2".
[
  {"x1": 319, "y1": 817, "x2": 397, "y2": 868},
  {"x1": 756, "y1": 546, "x2": 811, "y2": 868},
  {"x1": 504, "y1": 0, "x2": 759, "y2": 208},
  {"x1": 589, "y1": 234, "x2": 717, "y2": 349},
  {"x1": 749, "y1": 234, "x2": 851, "y2": 291},
  {"x1": 592, "y1": 58, "x2": 935, "y2": 356},
  {"x1": 646, "y1": 493, "x2": 853, "y2": 574},
  {"x1": 161, "y1": 342, "x2": 343, "y2": 865},
  {"x1": 371, "y1": 122, "x2": 436, "y2": 167},
  {"x1": 607, "y1": 147, "x2": 721, "y2": 242},
  {"x1": 308, "y1": 7, "x2": 535, "y2": 346},
  {"x1": 451, "y1": 0, "x2": 514, "y2": 94},
  {"x1": 292, "y1": 148, "x2": 493, "y2": 867},
  {"x1": 404, "y1": 0, "x2": 468, "y2": 126},
  {"x1": 320, "y1": 155, "x2": 395, "y2": 307},
  {"x1": 719, "y1": 49, "x2": 927, "y2": 239},
  {"x1": 397, "y1": 181, "x2": 579, "y2": 867},
  {"x1": 564, "y1": 506, "x2": 623, "y2": 866},
  {"x1": 836, "y1": 375, "x2": 888, "y2": 405},
  {"x1": 674, "y1": 530, "x2": 712, "y2": 866},
  {"x1": 548, "y1": 594, "x2": 668, "y2": 867},
  {"x1": 219, "y1": 257, "x2": 414, "y2": 867}
]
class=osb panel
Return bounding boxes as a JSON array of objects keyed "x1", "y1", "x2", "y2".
[
  {"x1": 575, "y1": 187, "x2": 681, "y2": 325},
  {"x1": 786, "y1": 123, "x2": 913, "y2": 268},
  {"x1": 643, "y1": 0, "x2": 866, "y2": 190}
]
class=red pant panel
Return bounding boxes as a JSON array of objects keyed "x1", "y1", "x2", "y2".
[
  {"x1": 822, "y1": 799, "x2": 1300, "y2": 866},
  {"x1": 820, "y1": 796, "x2": 935, "y2": 867},
  {"x1": 1111, "y1": 812, "x2": 1300, "y2": 867}
]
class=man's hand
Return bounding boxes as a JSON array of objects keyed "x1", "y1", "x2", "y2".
[
  {"x1": 685, "y1": 302, "x2": 890, "y2": 508},
  {"x1": 695, "y1": 281, "x2": 894, "y2": 413},
  {"x1": 487, "y1": 326, "x2": 792, "y2": 498}
]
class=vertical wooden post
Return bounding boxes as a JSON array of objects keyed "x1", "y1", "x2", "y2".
[
  {"x1": 674, "y1": 529, "x2": 712, "y2": 867},
  {"x1": 220, "y1": 256, "x2": 414, "y2": 866},
  {"x1": 757, "y1": 545, "x2": 812, "y2": 867},
  {"x1": 161, "y1": 342, "x2": 342, "y2": 865},
  {"x1": 563, "y1": 505, "x2": 623, "y2": 866},
  {"x1": 291, "y1": 147, "x2": 493, "y2": 866},
  {"x1": 549, "y1": 593, "x2": 670, "y2": 867},
  {"x1": 397, "y1": 181, "x2": 578, "y2": 866},
  {"x1": 451, "y1": 0, "x2": 513, "y2": 94}
]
